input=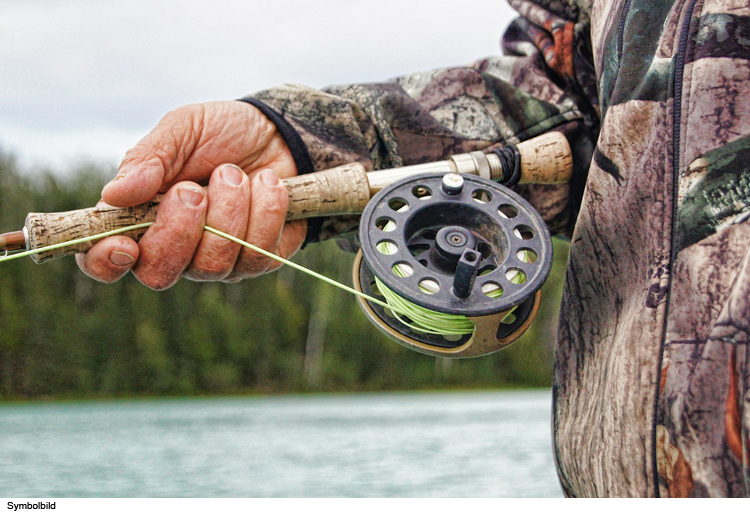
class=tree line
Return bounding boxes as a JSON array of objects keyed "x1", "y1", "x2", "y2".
[{"x1": 0, "y1": 150, "x2": 569, "y2": 400}]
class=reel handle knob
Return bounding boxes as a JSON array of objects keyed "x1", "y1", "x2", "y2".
[{"x1": 452, "y1": 248, "x2": 481, "y2": 299}]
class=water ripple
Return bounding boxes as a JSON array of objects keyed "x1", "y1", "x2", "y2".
[{"x1": 0, "y1": 390, "x2": 562, "y2": 497}]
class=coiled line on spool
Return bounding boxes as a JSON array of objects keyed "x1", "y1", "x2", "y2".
[{"x1": 373, "y1": 220, "x2": 520, "y2": 337}]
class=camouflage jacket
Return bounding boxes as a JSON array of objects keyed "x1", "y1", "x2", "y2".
[{"x1": 247, "y1": 0, "x2": 750, "y2": 497}]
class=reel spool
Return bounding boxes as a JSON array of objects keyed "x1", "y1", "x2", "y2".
[{"x1": 353, "y1": 172, "x2": 553, "y2": 358}]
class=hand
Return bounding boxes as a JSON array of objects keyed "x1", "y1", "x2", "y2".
[{"x1": 75, "y1": 101, "x2": 306, "y2": 289}]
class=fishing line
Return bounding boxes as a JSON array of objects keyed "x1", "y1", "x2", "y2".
[
  {"x1": 376, "y1": 227, "x2": 472, "y2": 335},
  {"x1": 0, "y1": 222, "x2": 490, "y2": 338},
  {"x1": 374, "y1": 223, "x2": 518, "y2": 334},
  {"x1": 0, "y1": 223, "x2": 155, "y2": 263}
]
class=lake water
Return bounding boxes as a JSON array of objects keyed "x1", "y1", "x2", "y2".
[{"x1": 0, "y1": 390, "x2": 562, "y2": 497}]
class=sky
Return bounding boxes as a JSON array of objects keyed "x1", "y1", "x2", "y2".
[{"x1": 0, "y1": 0, "x2": 516, "y2": 171}]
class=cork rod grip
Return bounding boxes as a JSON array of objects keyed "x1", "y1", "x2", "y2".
[
  {"x1": 283, "y1": 162, "x2": 370, "y2": 220},
  {"x1": 24, "y1": 163, "x2": 372, "y2": 263},
  {"x1": 516, "y1": 131, "x2": 573, "y2": 185},
  {"x1": 25, "y1": 199, "x2": 162, "y2": 263}
]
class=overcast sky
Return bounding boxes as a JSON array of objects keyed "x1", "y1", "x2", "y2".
[{"x1": 1, "y1": 0, "x2": 516, "y2": 171}]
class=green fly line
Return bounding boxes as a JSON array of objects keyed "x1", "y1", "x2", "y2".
[
  {"x1": 0, "y1": 222, "x2": 523, "y2": 338},
  {"x1": 376, "y1": 219, "x2": 519, "y2": 334}
]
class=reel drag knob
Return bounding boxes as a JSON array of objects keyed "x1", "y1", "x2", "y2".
[{"x1": 352, "y1": 172, "x2": 552, "y2": 358}]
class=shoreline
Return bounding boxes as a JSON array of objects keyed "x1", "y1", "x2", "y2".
[{"x1": 0, "y1": 384, "x2": 552, "y2": 406}]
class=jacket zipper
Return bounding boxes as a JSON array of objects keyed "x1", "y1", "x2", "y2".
[
  {"x1": 617, "y1": 0, "x2": 634, "y2": 65},
  {"x1": 653, "y1": 0, "x2": 702, "y2": 498}
]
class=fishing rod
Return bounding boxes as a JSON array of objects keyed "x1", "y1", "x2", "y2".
[{"x1": 0, "y1": 132, "x2": 572, "y2": 358}]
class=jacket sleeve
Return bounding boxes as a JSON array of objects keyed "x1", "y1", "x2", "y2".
[{"x1": 244, "y1": 0, "x2": 599, "y2": 245}]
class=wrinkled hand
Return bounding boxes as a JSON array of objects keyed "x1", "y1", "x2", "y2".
[{"x1": 76, "y1": 101, "x2": 306, "y2": 289}]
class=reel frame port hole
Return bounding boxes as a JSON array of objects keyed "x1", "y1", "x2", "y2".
[
  {"x1": 505, "y1": 268, "x2": 527, "y2": 285},
  {"x1": 418, "y1": 278, "x2": 440, "y2": 295},
  {"x1": 369, "y1": 281, "x2": 384, "y2": 297},
  {"x1": 482, "y1": 282, "x2": 504, "y2": 298},
  {"x1": 472, "y1": 189, "x2": 492, "y2": 204},
  {"x1": 376, "y1": 240, "x2": 398, "y2": 255},
  {"x1": 412, "y1": 186, "x2": 432, "y2": 200},
  {"x1": 408, "y1": 243, "x2": 430, "y2": 257},
  {"x1": 478, "y1": 265, "x2": 497, "y2": 276},
  {"x1": 392, "y1": 262, "x2": 414, "y2": 277},
  {"x1": 421, "y1": 228, "x2": 438, "y2": 240},
  {"x1": 513, "y1": 225, "x2": 534, "y2": 240},
  {"x1": 376, "y1": 217, "x2": 397, "y2": 231},
  {"x1": 388, "y1": 198, "x2": 410, "y2": 212},
  {"x1": 499, "y1": 204, "x2": 519, "y2": 219},
  {"x1": 501, "y1": 312, "x2": 517, "y2": 325},
  {"x1": 517, "y1": 248, "x2": 538, "y2": 263}
]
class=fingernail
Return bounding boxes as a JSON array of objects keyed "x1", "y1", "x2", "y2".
[
  {"x1": 101, "y1": 171, "x2": 126, "y2": 197},
  {"x1": 179, "y1": 186, "x2": 204, "y2": 206},
  {"x1": 260, "y1": 169, "x2": 279, "y2": 187},
  {"x1": 110, "y1": 251, "x2": 135, "y2": 267},
  {"x1": 221, "y1": 165, "x2": 244, "y2": 186}
]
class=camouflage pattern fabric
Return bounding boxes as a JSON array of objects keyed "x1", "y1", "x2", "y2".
[{"x1": 250, "y1": 0, "x2": 750, "y2": 497}]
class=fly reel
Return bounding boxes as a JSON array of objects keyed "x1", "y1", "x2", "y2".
[{"x1": 353, "y1": 172, "x2": 553, "y2": 358}]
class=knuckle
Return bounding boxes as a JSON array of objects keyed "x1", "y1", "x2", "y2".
[
  {"x1": 254, "y1": 190, "x2": 289, "y2": 222},
  {"x1": 190, "y1": 253, "x2": 232, "y2": 280},
  {"x1": 151, "y1": 145, "x2": 174, "y2": 173},
  {"x1": 146, "y1": 141, "x2": 181, "y2": 182},
  {"x1": 120, "y1": 143, "x2": 147, "y2": 166},
  {"x1": 261, "y1": 195, "x2": 287, "y2": 218},
  {"x1": 235, "y1": 248, "x2": 272, "y2": 277},
  {"x1": 121, "y1": 138, "x2": 174, "y2": 182}
]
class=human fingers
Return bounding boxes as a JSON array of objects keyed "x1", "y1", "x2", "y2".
[
  {"x1": 277, "y1": 220, "x2": 307, "y2": 262},
  {"x1": 184, "y1": 164, "x2": 251, "y2": 281},
  {"x1": 227, "y1": 169, "x2": 289, "y2": 280},
  {"x1": 101, "y1": 106, "x2": 204, "y2": 208},
  {"x1": 75, "y1": 236, "x2": 139, "y2": 283},
  {"x1": 101, "y1": 102, "x2": 283, "y2": 209},
  {"x1": 132, "y1": 182, "x2": 207, "y2": 290}
]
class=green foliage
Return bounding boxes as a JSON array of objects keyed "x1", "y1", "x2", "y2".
[{"x1": 0, "y1": 151, "x2": 570, "y2": 400}]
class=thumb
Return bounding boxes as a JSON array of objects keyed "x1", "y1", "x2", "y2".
[{"x1": 102, "y1": 109, "x2": 193, "y2": 207}]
